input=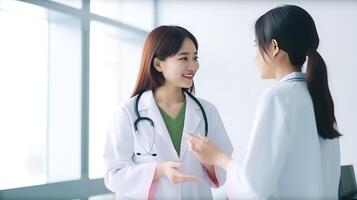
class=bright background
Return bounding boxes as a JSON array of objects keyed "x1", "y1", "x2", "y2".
[{"x1": 0, "y1": 0, "x2": 356, "y2": 199}]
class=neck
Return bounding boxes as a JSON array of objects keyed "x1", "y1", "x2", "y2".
[
  {"x1": 274, "y1": 63, "x2": 300, "y2": 80},
  {"x1": 154, "y1": 84, "x2": 184, "y2": 105}
]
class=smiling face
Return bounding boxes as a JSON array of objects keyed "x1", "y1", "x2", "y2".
[{"x1": 154, "y1": 37, "x2": 199, "y2": 89}]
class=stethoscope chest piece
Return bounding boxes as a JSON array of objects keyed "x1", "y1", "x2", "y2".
[{"x1": 133, "y1": 120, "x2": 157, "y2": 157}]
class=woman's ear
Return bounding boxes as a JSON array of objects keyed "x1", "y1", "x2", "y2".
[
  {"x1": 153, "y1": 58, "x2": 163, "y2": 72},
  {"x1": 271, "y1": 39, "x2": 280, "y2": 57}
]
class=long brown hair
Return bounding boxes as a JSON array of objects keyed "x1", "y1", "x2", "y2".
[{"x1": 131, "y1": 25, "x2": 198, "y2": 97}]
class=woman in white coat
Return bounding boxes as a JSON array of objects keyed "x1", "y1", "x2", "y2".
[
  {"x1": 103, "y1": 26, "x2": 233, "y2": 199},
  {"x1": 187, "y1": 5, "x2": 341, "y2": 199}
]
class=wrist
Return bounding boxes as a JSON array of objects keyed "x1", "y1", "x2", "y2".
[
  {"x1": 203, "y1": 163, "x2": 213, "y2": 169},
  {"x1": 215, "y1": 152, "x2": 231, "y2": 171},
  {"x1": 154, "y1": 163, "x2": 164, "y2": 180}
]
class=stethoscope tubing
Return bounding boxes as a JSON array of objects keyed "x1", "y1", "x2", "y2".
[{"x1": 133, "y1": 90, "x2": 208, "y2": 157}]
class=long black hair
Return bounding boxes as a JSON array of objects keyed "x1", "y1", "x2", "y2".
[{"x1": 255, "y1": 5, "x2": 341, "y2": 139}]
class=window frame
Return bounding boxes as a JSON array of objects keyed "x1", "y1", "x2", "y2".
[{"x1": 0, "y1": 0, "x2": 157, "y2": 199}]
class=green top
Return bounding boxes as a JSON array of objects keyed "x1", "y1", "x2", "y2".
[{"x1": 158, "y1": 102, "x2": 186, "y2": 156}]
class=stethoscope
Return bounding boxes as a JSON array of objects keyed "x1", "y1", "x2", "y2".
[{"x1": 133, "y1": 90, "x2": 208, "y2": 157}]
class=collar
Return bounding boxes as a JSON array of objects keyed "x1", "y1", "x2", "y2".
[
  {"x1": 136, "y1": 90, "x2": 200, "y2": 112},
  {"x1": 278, "y1": 71, "x2": 306, "y2": 84}
]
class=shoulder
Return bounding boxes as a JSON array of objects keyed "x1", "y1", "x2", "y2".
[
  {"x1": 261, "y1": 82, "x2": 306, "y2": 105},
  {"x1": 258, "y1": 82, "x2": 312, "y2": 120},
  {"x1": 255, "y1": 85, "x2": 291, "y2": 116},
  {"x1": 263, "y1": 83, "x2": 292, "y2": 99},
  {"x1": 112, "y1": 95, "x2": 138, "y2": 120}
]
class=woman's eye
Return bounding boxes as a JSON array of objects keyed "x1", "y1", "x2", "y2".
[
  {"x1": 179, "y1": 57, "x2": 188, "y2": 61},
  {"x1": 194, "y1": 56, "x2": 199, "y2": 61}
]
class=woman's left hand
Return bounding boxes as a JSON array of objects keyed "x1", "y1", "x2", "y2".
[{"x1": 186, "y1": 133, "x2": 227, "y2": 166}]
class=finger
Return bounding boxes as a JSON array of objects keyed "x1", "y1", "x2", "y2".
[
  {"x1": 191, "y1": 134, "x2": 207, "y2": 144},
  {"x1": 168, "y1": 161, "x2": 182, "y2": 169},
  {"x1": 186, "y1": 133, "x2": 201, "y2": 140},
  {"x1": 195, "y1": 134, "x2": 207, "y2": 143},
  {"x1": 185, "y1": 134, "x2": 194, "y2": 142},
  {"x1": 198, "y1": 134, "x2": 209, "y2": 142},
  {"x1": 187, "y1": 140, "x2": 201, "y2": 152},
  {"x1": 187, "y1": 140, "x2": 193, "y2": 151},
  {"x1": 186, "y1": 134, "x2": 202, "y2": 145},
  {"x1": 176, "y1": 173, "x2": 201, "y2": 182}
]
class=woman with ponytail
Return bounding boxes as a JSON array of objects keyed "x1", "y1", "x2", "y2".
[{"x1": 187, "y1": 5, "x2": 341, "y2": 199}]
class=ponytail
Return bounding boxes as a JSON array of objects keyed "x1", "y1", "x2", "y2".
[
  {"x1": 306, "y1": 51, "x2": 341, "y2": 139},
  {"x1": 254, "y1": 5, "x2": 341, "y2": 139}
]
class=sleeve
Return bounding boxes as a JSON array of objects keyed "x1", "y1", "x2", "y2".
[
  {"x1": 103, "y1": 106, "x2": 157, "y2": 199},
  {"x1": 204, "y1": 103, "x2": 234, "y2": 188},
  {"x1": 226, "y1": 93, "x2": 292, "y2": 198}
]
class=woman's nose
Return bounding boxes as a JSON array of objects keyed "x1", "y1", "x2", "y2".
[{"x1": 189, "y1": 60, "x2": 198, "y2": 70}]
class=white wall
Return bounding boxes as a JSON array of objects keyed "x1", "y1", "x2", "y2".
[{"x1": 158, "y1": 1, "x2": 357, "y2": 198}]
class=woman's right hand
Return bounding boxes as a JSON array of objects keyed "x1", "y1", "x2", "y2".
[{"x1": 154, "y1": 161, "x2": 200, "y2": 184}]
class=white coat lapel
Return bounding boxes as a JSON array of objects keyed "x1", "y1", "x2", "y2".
[
  {"x1": 140, "y1": 90, "x2": 179, "y2": 159},
  {"x1": 180, "y1": 92, "x2": 202, "y2": 158}
]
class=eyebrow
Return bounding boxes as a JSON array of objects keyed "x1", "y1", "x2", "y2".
[{"x1": 177, "y1": 52, "x2": 198, "y2": 56}]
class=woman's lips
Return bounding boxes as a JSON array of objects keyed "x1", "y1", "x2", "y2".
[{"x1": 183, "y1": 74, "x2": 194, "y2": 80}]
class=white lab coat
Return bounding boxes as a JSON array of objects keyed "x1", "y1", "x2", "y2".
[
  {"x1": 104, "y1": 90, "x2": 233, "y2": 200},
  {"x1": 226, "y1": 72, "x2": 340, "y2": 199}
]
